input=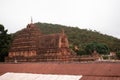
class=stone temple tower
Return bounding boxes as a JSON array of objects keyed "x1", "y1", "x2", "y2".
[{"x1": 6, "y1": 21, "x2": 76, "y2": 62}]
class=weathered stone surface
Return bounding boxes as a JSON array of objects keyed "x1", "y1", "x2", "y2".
[{"x1": 6, "y1": 22, "x2": 75, "y2": 62}]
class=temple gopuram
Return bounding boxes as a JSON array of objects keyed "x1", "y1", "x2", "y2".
[{"x1": 5, "y1": 21, "x2": 77, "y2": 62}]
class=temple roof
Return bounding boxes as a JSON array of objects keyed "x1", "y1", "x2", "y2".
[{"x1": 9, "y1": 23, "x2": 42, "y2": 52}]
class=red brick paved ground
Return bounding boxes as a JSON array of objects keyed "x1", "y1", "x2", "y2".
[{"x1": 0, "y1": 62, "x2": 120, "y2": 77}]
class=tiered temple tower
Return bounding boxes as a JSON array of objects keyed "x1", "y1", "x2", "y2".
[{"x1": 6, "y1": 22, "x2": 76, "y2": 62}]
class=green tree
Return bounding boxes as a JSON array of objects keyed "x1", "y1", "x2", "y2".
[
  {"x1": 35, "y1": 22, "x2": 120, "y2": 53},
  {"x1": 116, "y1": 52, "x2": 120, "y2": 59},
  {"x1": 85, "y1": 42, "x2": 109, "y2": 55},
  {"x1": 0, "y1": 24, "x2": 12, "y2": 62}
]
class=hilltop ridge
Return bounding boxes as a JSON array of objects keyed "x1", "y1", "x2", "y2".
[{"x1": 35, "y1": 22, "x2": 120, "y2": 52}]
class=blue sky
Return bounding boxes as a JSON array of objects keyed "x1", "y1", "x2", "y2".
[{"x1": 0, "y1": 0, "x2": 120, "y2": 38}]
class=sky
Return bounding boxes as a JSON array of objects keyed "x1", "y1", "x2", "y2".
[{"x1": 0, "y1": 0, "x2": 120, "y2": 39}]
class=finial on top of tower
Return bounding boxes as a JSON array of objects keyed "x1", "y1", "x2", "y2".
[
  {"x1": 27, "y1": 17, "x2": 34, "y2": 28},
  {"x1": 31, "y1": 16, "x2": 33, "y2": 24},
  {"x1": 61, "y1": 28, "x2": 65, "y2": 35}
]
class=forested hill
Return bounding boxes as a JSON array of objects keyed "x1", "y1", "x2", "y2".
[{"x1": 35, "y1": 22, "x2": 120, "y2": 51}]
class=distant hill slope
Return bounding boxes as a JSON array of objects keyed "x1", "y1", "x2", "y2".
[{"x1": 35, "y1": 22, "x2": 120, "y2": 51}]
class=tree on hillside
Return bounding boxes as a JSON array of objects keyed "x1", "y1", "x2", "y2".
[
  {"x1": 35, "y1": 22, "x2": 120, "y2": 53},
  {"x1": 116, "y1": 52, "x2": 120, "y2": 59},
  {"x1": 85, "y1": 42, "x2": 109, "y2": 55},
  {"x1": 0, "y1": 24, "x2": 12, "y2": 62}
]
